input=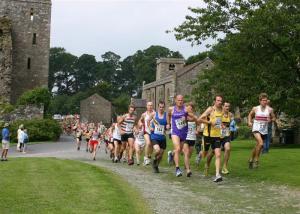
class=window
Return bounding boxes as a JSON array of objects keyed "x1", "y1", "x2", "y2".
[
  {"x1": 30, "y1": 8, "x2": 34, "y2": 21},
  {"x1": 27, "y1": 58, "x2": 31, "y2": 69},
  {"x1": 169, "y1": 64, "x2": 175, "y2": 71},
  {"x1": 32, "y1": 33, "x2": 37, "y2": 44},
  {"x1": 0, "y1": 29, "x2": 3, "y2": 37}
]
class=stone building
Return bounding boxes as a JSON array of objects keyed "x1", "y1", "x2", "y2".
[
  {"x1": 0, "y1": 0, "x2": 51, "y2": 103},
  {"x1": 142, "y1": 57, "x2": 214, "y2": 110},
  {"x1": 80, "y1": 94, "x2": 112, "y2": 125}
]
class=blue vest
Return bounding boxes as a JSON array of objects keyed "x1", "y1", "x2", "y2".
[{"x1": 151, "y1": 112, "x2": 167, "y2": 141}]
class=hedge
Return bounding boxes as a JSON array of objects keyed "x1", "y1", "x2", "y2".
[{"x1": 1, "y1": 119, "x2": 62, "y2": 143}]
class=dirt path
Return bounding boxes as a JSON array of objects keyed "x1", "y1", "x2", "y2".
[{"x1": 10, "y1": 135, "x2": 300, "y2": 214}]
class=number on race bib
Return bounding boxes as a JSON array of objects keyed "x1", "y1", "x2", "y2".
[
  {"x1": 175, "y1": 117, "x2": 187, "y2": 130},
  {"x1": 154, "y1": 125, "x2": 165, "y2": 135}
]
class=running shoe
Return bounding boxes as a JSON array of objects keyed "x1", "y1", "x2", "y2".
[
  {"x1": 145, "y1": 158, "x2": 151, "y2": 166},
  {"x1": 187, "y1": 171, "x2": 192, "y2": 177},
  {"x1": 175, "y1": 168, "x2": 183, "y2": 177},
  {"x1": 77, "y1": 147, "x2": 80, "y2": 151},
  {"x1": 86, "y1": 148, "x2": 88, "y2": 152},
  {"x1": 213, "y1": 175, "x2": 223, "y2": 182},
  {"x1": 153, "y1": 166, "x2": 159, "y2": 173},
  {"x1": 114, "y1": 157, "x2": 118, "y2": 163},
  {"x1": 128, "y1": 159, "x2": 134, "y2": 165},
  {"x1": 248, "y1": 160, "x2": 254, "y2": 169},
  {"x1": 222, "y1": 167, "x2": 229, "y2": 174}
]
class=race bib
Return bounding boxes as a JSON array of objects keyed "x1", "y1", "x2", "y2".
[
  {"x1": 215, "y1": 117, "x2": 222, "y2": 129},
  {"x1": 253, "y1": 122, "x2": 267, "y2": 133},
  {"x1": 154, "y1": 125, "x2": 165, "y2": 135},
  {"x1": 126, "y1": 123, "x2": 134, "y2": 132},
  {"x1": 221, "y1": 128, "x2": 230, "y2": 137},
  {"x1": 175, "y1": 117, "x2": 187, "y2": 130}
]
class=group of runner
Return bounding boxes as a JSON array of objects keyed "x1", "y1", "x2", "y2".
[{"x1": 71, "y1": 93, "x2": 274, "y2": 183}]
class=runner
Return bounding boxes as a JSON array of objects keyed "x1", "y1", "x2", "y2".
[
  {"x1": 75, "y1": 125, "x2": 83, "y2": 151},
  {"x1": 140, "y1": 102, "x2": 155, "y2": 166},
  {"x1": 89, "y1": 128, "x2": 100, "y2": 161},
  {"x1": 220, "y1": 102, "x2": 234, "y2": 174},
  {"x1": 84, "y1": 124, "x2": 92, "y2": 152},
  {"x1": 167, "y1": 95, "x2": 198, "y2": 177},
  {"x1": 248, "y1": 93, "x2": 275, "y2": 169},
  {"x1": 195, "y1": 123, "x2": 205, "y2": 165},
  {"x1": 183, "y1": 102, "x2": 197, "y2": 177},
  {"x1": 120, "y1": 105, "x2": 137, "y2": 165},
  {"x1": 150, "y1": 100, "x2": 168, "y2": 173},
  {"x1": 112, "y1": 117, "x2": 122, "y2": 163},
  {"x1": 198, "y1": 95, "x2": 224, "y2": 182},
  {"x1": 134, "y1": 120, "x2": 146, "y2": 166}
]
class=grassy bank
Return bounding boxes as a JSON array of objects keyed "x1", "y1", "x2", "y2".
[{"x1": 0, "y1": 158, "x2": 151, "y2": 214}]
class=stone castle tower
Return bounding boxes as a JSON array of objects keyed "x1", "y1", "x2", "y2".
[{"x1": 0, "y1": 0, "x2": 51, "y2": 103}]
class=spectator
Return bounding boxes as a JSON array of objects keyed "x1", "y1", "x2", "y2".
[
  {"x1": 1, "y1": 123, "x2": 10, "y2": 161},
  {"x1": 17, "y1": 124, "x2": 24, "y2": 151},
  {"x1": 230, "y1": 119, "x2": 238, "y2": 141},
  {"x1": 22, "y1": 129, "x2": 29, "y2": 153}
]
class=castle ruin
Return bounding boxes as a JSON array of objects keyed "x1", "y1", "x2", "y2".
[{"x1": 0, "y1": 0, "x2": 51, "y2": 103}]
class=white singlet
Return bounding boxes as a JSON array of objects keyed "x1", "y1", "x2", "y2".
[
  {"x1": 252, "y1": 105, "x2": 270, "y2": 135},
  {"x1": 144, "y1": 111, "x2": 154, "y2": 134},
  {"x1": 112, "y1": 124, "x2": 121, "y2": 141},
  {"x1": 135, "y1": 128, "x2": 145, "y2": 147},
  {"x1": 186, "y1": 121, "x2": 196, "y2": 141}
]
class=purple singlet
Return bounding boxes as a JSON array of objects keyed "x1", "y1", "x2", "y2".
[{"x1": 171, "y1": 105, "x2": 188, "y2": 141}]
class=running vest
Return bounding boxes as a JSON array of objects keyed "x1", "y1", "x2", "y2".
[
  {"x1": 171, "y1": 106, "x2": 188, "y2": 136},
  {"x1": 135, "y1": 126, "x2": 145, "y2": 145},
  {"x1": 186, "y1": 121, "x2": 197, "y2": 141},
  {"x1": 151, "y1": 112, "x2": 167, "y2": 141},
  {"x1": 203, "y1": 107, "x2": 223, "y2": 138},
  {"x1": 221, "y1": 113, "x2": 231, "y2": 138},
  {"x1": 144, "y1": 111, "x2": 154, "y2": 134},
  {"x1": 112, "y1": 124, "x2": 121, "y2": 140},
  {"x1": 121, "y1": 114, "x2": 135, "y2": 134},
  {"x1": 91, "y1": 130, "x2": 99, "y2": 140},
  {"x1": 252, "y1": 105, "x2": 270, "y2": 135}
]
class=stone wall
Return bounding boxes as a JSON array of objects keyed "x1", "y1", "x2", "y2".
[
  {"x1": 0, "y1": 17, "x2": 12, "y2": 103},
  {"x1": 0, "y1": 0, "x2": 51, "y2": 103},
  {"x1": 0, "y1": 104, "x2": 44, "y2": 122}
]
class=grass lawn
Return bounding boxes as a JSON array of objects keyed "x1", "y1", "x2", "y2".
[
  {"x1": 0, "y1": 158, "x2": 151, "y2": 214},
  {"x1": 158, "y1": 138, "x2": 300, "y2": 187}
]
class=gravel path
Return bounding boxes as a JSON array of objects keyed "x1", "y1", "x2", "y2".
[{"x1": 10, "y1": 135, "x2": 300, "y2": 214}]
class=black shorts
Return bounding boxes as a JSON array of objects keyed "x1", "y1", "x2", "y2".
[
  {"x1": 76, "y1": 136, "x2": 82, "y2": 141},
  {"x1": 121, "y1": 133, "x2": 134, "y2": 142},
  {"x1": 85, "y1": 138, "x2": 90, "y2": 142},
  {"x1": 253, "y1": 131, "x2": 267, "y2": 140},
  {"x1": 203, "y1": 136, "x2": 221, "y2": 151},
  {"x1": 152, "y1": 139, "x2": 167, "y2": 150},
  {"x1": 113, "y1": 139, "x2": 122, "y2": 144},
  {"x1": 185, "y1": 140, "x2": 195, "y2": 147},
  {"x1": 221, "y1": 136, "x2": 231, "y2": 147}
]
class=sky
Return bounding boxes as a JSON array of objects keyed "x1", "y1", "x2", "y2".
[{"x1": 50, "y1": 0, "x2": 213, "y2": 60}]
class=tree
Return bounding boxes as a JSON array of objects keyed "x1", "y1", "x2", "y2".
[
  {"x1": 49, "y1": 48, "x2": 78, "y2": 95},
  {"x1": 173, "y1": 0, "x2": 300, "y2": 117}
]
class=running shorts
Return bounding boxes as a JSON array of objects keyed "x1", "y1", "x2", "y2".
[
  {"x1": 203, "y1": 136, "x2": 221, "y2": 151},
  {"x1": 89, "y1": 140, "x2": 99, "y2": 147},
  {"x1": 152, "y1": 139, "x2": 167, "y2": 150},
  {"x1": 121, "y1": 133, "x2": 134, "y2": 142},
  {"x1": 221, "y1": 136, "x2": 231, "y2": 147}
]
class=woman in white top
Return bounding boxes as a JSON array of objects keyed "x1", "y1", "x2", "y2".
[
  {"x1": 134, "y1": 121, "x2": 146, "y2": 166},
  {"x1": 139, "y1": 102, "x2": 155, "y2": 166},
  {"x1": 112, "y1": 116, "x2": 122, "y2": 162},
  {"x1": 248, "y1": 93, "x2": 275, "y2": 169}
]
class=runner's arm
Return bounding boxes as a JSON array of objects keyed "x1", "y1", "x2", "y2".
[
  {"x1": 247, "y1": 107, "x2": 256, "y2": 128},
  {"x1": 197, "y1": 107, "x2": 212, "y2": 124},
  {"x1": 167, "y1": 107, "x2": 173, "y2": 130}
]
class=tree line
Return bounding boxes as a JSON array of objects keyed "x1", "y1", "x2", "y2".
[
  {"x1": 171, "y1": 0, "x2": 300, "y2": 118},
  {"x1": 48, "y1": 46, "x2": 183, "y2": 115}
]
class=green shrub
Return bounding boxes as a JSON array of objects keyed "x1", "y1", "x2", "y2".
[
  {"x1": 237, "y1": 125, "x2": 253, "y2": 140},
  {"x1": 6, "y1": 119, "x2": 62, "y2": 143},
  {"x1": 17, "y1": 87, "x2": 51, "y2": 108}
]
